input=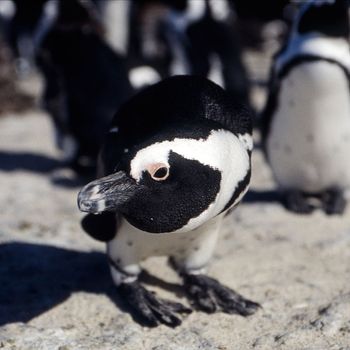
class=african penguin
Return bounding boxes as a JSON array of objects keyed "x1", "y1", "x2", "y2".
[
  {"x1": 36, "y1": 0, "x2": 133, "y2": 174},
  {"x1": 126, "y1": 0, "x2": 250, "y2": 104},
  {"x1": 77, "y1": 75, "x2": 260, "y2": 327},
  {"x1": 262, "y1": 0, "x2": 350, "y2": 215}
]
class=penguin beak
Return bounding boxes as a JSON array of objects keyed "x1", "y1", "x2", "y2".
[{"x1": 77, "y1": 171, "x2": 142, "y2": 214}]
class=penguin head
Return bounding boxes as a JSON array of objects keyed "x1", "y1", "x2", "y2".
[
  {"x1": 78, "y1": 76, "x2": 252, "y2": 234},
  {"x1": 275, "y1": 0, "x2": 350, "y2": 74},
  {"x1": 295, "y1": 0, "x2": 349, "y2": 38},
  {"x1": 78, "y1": 122, "x2": 250, "y2": 234}
]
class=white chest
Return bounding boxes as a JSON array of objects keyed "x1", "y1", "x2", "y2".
[
  {"x1": 107, "y1": 214, "x2": 224, "y2": 274},
  {"x1": 267, "y1": 60, "x2": 350, "y2": 192}
]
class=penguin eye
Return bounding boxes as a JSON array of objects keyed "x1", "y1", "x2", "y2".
[{"x1": 147, "y1": 163, "x2": 169, "y2": 181}]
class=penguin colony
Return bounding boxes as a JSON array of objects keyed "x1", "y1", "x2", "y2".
[
  {"x1": 75, "y1": 0, "x2": 350, "y2": 327},
  {"x1": 36, "y1": 0, "x2": 132, "y2": 174},
  {"x1": 262, "y1": 0, "x2": 350, "y2": 214},
  {"x1": 78, "y1": 75, "x2": 259, "y2": 327},
  {"x1": 24, "y1": 0, "x2": 249, "y2": 174}
]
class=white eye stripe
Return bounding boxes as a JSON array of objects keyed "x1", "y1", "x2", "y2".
[{"x1": 129, "y1": 130, "x2": 250, "y2": 232}]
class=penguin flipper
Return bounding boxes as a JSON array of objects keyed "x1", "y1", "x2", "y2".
[{"x1": 81, "y1": 212, "x2": 118, "y2": 242}]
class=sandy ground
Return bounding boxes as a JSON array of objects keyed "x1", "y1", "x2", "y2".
[{"x1": 1, "y1": 61, "x2": 350, "y2": 349}]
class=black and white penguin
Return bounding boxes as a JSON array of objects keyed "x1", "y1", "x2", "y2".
[
  {"x1": 36, "y1": 0, "x2": 133, "y2": 174},
  {"x1": 262, "y1": 0, "x2": 350, "y2": 214},
  {"x1": 77, "y1": 75, "x2": 259, "y2": 327},
  {"x1": 126, "y1": 0, "x2": 250, "y2": 104}
]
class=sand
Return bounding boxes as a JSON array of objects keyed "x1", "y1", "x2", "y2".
[{"x1": 1, "y1": 47, "x2": 350, "y2": 349}]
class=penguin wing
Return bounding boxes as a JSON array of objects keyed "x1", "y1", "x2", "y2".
[{"x1": 81, "y1": 212, "x2": 118, "y2": 242}]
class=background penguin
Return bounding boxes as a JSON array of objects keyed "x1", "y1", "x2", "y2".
[
  {"x1": 127, "y1": 0, "x2": 250, "y2": 105},
  {"x1": 261, "y1": 0, "x2": 350, "y2": 215},
  {"x1": 77, "y1": 75, "x2": 259, "y2": 327},
  {"x1": 36, "y1": 0, "x2": 133, "y2": 174}
]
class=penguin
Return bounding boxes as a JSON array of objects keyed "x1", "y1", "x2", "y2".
[
  {"x1": 261, "y1": 0, "x2": 350, "y2": 215},
  {"x1": 36, "y1": 0, "x2": 133, "y2": 174},
  {"x1": 77, "y1": 75, "x2": 260, "y2": 327},
  {"x1": 126, "y1": 0, "x2": 250, "y2": 105}
]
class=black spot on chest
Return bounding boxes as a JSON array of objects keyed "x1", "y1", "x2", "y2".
[{"x1": 262, "y1": 55, "x2": 350, "y2": 152}]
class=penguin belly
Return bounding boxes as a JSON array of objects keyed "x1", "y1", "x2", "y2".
[
  {"x1": 107, "y1": 215, "x2": 224, "y2": 275},
  {"x1": 267, "y1": 60, "x2": 350, "y2": 193}
]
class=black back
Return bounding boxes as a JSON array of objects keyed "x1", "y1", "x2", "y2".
[
  {"x1": 297, "y1": 0, "x2": 349, "y2": 38},
  {"x1": 101, "y1": 75, "x2": 252, "y2": 174}
]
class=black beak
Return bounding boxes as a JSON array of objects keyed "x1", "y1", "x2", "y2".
[{"x1": 77, "y1": 171, "x2": 142, "y2": 214}]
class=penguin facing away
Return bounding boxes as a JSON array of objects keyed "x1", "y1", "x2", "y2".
[
  {"x1": 262, "y1": 0, "x2": 350, "y2": 214},
  {"x1": 77, "y1": 75, "x2": 259, "y2": 327}
]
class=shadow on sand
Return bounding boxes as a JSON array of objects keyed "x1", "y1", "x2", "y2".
[
  {"x1": 0, "y1": 151, "x2": 60, "y2": 173},
  {"x1": 243, "y1": 189, "x2": 282, "y2": 204},
  {"x1": 0, "y1": 151, "x2": 92, "y2": 188},
  {"x1": 0, "y1": 242, "x2": 184, "y2": 326}
]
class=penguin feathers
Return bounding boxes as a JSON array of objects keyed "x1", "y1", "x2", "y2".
[
  {"x1": 262, "y1": 0, "x2": 350, "y2": 141},
  {"x1": 297, "y1": 0, "x2": 349, "y2": 38},
  {"x1": 262, "y1": 0, "x2": 350, "y2": 213},
  {"x1": 78, "y1": 75, "x2": 252, "y2": 234},
  {"x1": 101, "y1": 75, "x2": 252, "y2": 175},
  {"x1": 77, "y1": 76, "x2": 259, "y2": 328}
]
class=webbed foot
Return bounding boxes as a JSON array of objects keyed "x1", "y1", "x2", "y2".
[
  {"x1": 284, "y1": 190, "x2": 314, "y2": 214},
  {"x1": 183, "y1": 274, "x2": 260, "y2": 316},
  {"x1": 118, "y1": 282, "x2": 191, "y2": 327},
  {"x1": 321, "y1": 189, "x2": 346, "y2": 215}
]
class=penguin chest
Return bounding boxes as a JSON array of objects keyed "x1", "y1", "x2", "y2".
[
  {"x1": 267, "y1": 60, "x2": 350, "y2": 192},
  {"x1": 107, "y1": 215, "x2": 223, "y2": 270}
]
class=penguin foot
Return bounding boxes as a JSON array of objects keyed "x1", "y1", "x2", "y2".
[
  {"x1": 284, "y1": 190, "x2": 314, "y2": 214},
  {"x1": 183, "y1": 274, "x2": 260, "y2": 316},
  {"x1": 118, "y1": 282, "x2": 192, "y2": 327},
  {"x1": 321, "y1": 189, "x2": 346, "y2": 215}
]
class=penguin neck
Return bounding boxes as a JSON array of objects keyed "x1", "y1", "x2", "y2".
[
  {"x1": 122, "y1": 210, "x2": 226, "y2": 236},
  {"x1": 276, "y1": 33, "x2": 350, "y2": 74}
]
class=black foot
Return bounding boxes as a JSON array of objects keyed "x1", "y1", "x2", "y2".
[
  {"x1": 118, "y1": 282, "x2": 192, "y2": 327},
  {"x1": 183, "y1": 274, "x2": 260, "y2": 316},
  {"x1": 321, "y1": 189, "x2": 346, "y2": 215},
  {"x1": 284, "y1": 190, "x2": 314, "y2": 214}
]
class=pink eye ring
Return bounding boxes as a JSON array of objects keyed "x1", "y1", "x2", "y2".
[{"x1": 147, "y1": 163, "x2": 169, "y2": 181}]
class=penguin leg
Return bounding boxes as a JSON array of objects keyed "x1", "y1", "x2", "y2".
[
  {"x1": 182, "y1": 273, "x2": 260, "y2": 316},
  {"x1": 109, "y1": 256, "x2": 191, "y2": 327},
  {"x1": 321, "y1": 189, "x2": 346, "y2": 215},
  {"x1": 284, "y1": 190, "x2": 314, "y2": 214},
  {"x1": 169, "y1": 225, "x2": 260, "y2": 317},
  {"x1": 117, "y1": 281, "x2": 191, "y2": 328}
]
